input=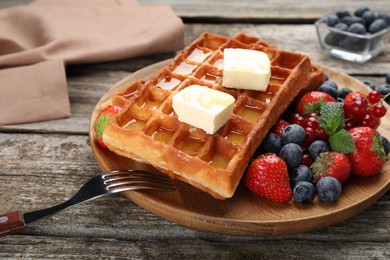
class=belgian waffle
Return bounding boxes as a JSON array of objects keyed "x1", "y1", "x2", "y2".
[{"x1": 102, "y1": 32, "x2": 324, "y2": 199}]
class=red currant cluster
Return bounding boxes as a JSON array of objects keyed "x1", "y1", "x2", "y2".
[
  {"x1": 343, "y1": 90, "x2": 387, "y2": 130},
  {"x1": 289, "y1": 112, "x2": 328, "y2": 146}
]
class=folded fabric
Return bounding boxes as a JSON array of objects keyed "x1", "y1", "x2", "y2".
[
  {"x1": 0, "y1": 60, "x2": 70, "y2": 125},
  {"x1": 0, "y1": 0, "x2": 184, "y2": 125}
]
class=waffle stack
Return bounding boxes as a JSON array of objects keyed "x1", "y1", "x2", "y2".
[{"x1": 102, "y1": 32, "x2": 324, "y2": 199}]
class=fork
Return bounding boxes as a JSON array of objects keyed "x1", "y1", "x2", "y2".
[{"x1": 0, "y1": 170, "x2": 175, "y2": 237}]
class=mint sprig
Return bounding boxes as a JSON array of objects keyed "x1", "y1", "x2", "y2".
[{"x1": 316, "y1": 102, "x2": 355, "y2": 154}]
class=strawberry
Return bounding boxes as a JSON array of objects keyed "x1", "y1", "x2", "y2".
[
  {"x1": 311, "y1": 151, "x2": 351, "y2": 184},
  {"x1": 94, "y1": 105, "x2": 121, "y2": 149},
  {"x1": 348, "y1": 127, "x2": 386, "y2": 176},
  {"x1": 295, "y1": 91, "x2": 336, "y2": 115},
  {"x1": 245, "y1": 154, "x2": 292, "y2": 203},
  {"x1": 271, "y1": 119, "x2": 289, "y2": 137}
]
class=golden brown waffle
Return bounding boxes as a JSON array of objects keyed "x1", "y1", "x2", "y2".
[{"x1": 102, "y1": 32, "x2": 324, "y2": 199}]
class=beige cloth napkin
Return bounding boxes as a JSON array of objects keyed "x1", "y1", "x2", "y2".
[{"x1": 0, "y1": 0, "x2": 184, "y2": 125}]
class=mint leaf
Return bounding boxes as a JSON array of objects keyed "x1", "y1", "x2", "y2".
[
  {"x1": 94, "y1": 114, "x2": 110, "y2": 140},
  {"x1": 329, "y1": 129, "x2": 356, "y2": 154},
  {"x1": 316, "y1": 102, "x2": 345, "y2": 136}
]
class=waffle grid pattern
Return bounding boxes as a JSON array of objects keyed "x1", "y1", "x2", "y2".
[{"x1": 103, "y1": 33, "x2": 324, "y2": 199}]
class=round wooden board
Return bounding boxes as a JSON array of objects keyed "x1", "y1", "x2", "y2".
[{"x1": 89, "y1": 60, "x2": 390, "y2": 236}]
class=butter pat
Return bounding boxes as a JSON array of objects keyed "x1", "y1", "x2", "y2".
[
  {"x1": 222, "y1": 48, "x2": 271, "y2": 91},
  {"x1": 172, "y1": 85, "x2": 235, "y2": 134}
]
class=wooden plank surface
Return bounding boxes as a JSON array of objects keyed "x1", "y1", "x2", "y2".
[{"x1": 1, "y1": 0, "x2": 390, "y2": 259}]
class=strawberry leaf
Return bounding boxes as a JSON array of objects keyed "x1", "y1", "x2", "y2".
[
  {"x1": 371, "y1": 133, "x2": 387, "y2": 160},
  {"x1": 304, "y1": 97, "x2": 326, "y2": 114},
  {"x1": 94, "y1": 114, "x2": 111, "y2": 140},
  {"x1": 329, "y1": 129, "x2": 356, "y2": 154}
]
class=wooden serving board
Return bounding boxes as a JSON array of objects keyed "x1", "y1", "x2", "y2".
[{"x1": 89, "y1": 60, "x2": 390, "y2": 236}]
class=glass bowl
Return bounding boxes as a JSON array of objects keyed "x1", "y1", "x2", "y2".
[{"x1": 315, "y1": 18, "x2": 390, "y2": 63}]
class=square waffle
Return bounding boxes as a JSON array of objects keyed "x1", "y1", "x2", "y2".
[{"x1": 102, "y1": 32, "x2": 324, "y2": 199}]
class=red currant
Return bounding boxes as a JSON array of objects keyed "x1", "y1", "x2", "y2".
[
  {"x1": 368, "y1": 90, "x2": 382, "y2": 104},
  {"x1": 303, "y1": 127, "x2": 316, "y2": 147},
  {"x1": 372, "y1": 104, "x2": 387, "y2": 118},
  {"x1": 348, "y1": 99, "x2": 368, "y2": 116},
  {"x1": 300, "y1": 154, "x2": 313, "y2": 167}
]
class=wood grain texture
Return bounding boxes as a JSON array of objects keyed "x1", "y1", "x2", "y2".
[
  {"x1": 88, "y1": 60, "x2": 390, "y2": 236},
  {"x1": 1, "y1": 0, "x2": 390, "y2": 258}
]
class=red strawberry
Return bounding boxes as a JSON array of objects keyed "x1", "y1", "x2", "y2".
[
  {"x1": 295, "y1": 91, "x2": 336, "y2": 115},
  {"x1": 271, "y1": 119, "x2": 289, "y2": 137},
  {"x1": 348, "y1": 127, "x2": 386, "y2": 176},
  {"x1": 311, "y1": 151, "x2": 351, "y2": 184},
  {"x1": 94, "y1": 105, "x2": 121, "y2": 148},
  {"x1": 245, "y1": 154, "x2": 292, "y2": 203}
]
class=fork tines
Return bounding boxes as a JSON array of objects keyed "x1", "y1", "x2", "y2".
[{"x1": 102, "y1": 170, "x2": 175, "y2": 191}]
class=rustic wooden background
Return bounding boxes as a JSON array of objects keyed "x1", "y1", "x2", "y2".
[{"x1": 1, "y1": 0, "x2": 390, "y2": 259}]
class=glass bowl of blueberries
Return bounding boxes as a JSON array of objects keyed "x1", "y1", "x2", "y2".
[{"x1": 315, "y1": 7, "x2": 390, "y2": 63}]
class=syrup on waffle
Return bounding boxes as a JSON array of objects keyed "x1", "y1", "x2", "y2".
[{"x1": 102, "y1": 33, "x2": 324, "y2": 199}]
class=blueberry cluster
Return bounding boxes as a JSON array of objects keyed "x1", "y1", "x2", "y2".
[
  {"x1": 324, "y1": 7, "x2": 390, "y2": 52},
  {"x1": 260, "y1": 125, "x2": 341, "y2": 204}
]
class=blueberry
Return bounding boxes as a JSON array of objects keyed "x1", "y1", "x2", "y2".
[
  {"x1": 326, "y1": 13, "x2": 340, "y2": 27},
  {"x1": 337, "y1": 97, "x2": 344, "y2": 103},
  {"x1": 338, "y1": 87, "x2": 353, "y2": 99},
  {"x1": 316, "y1": 177, "x2": 342, "y2": 203},
  {"x1": 336, "y1": 8, "x2": 351, "y2": 19},
  {"x1": 260, "y1": 133, "x2": 282, "y2": 154},
  {"x1": 279, "y1": 143, "x2": 303, "y2": 169},
  {"x1": 318, "y1": 80, "x2": 338, "y2": 99},
  {"x1": 334, "y1": 22, "x2": 348, "y2": 31},
  {"x1": 290, "y1": 165, "x2": 313, "y2": 188},
  {"x1": 362, "y1": 11, "x2": 376, "y2": 26},
  {"x1": 308, "y1": 140, "x2": 329, "y2": 161},
  {"x1": 380, "y1": 135, "x2": 390, "y2": 156},
  {"x1": 348, "y1": 23, "x2": 367, "y2": 34},
  {"x1": 341, "y1": 16, "x2": 365, "y2": 26},
  {"x1": 354, "y1": 7, "x2": 370, "y2": 17},
  {"x1": 361, "y1": 79, "x2": 377, "y2": 90},
  {"x1": 377, "y1": 12, "x2": 390, "y2": 24},
  {"x1": 325, "y1": 32, "x2": 341, "y2": 46},
  {"x1": 369, "y1": 18, "x2": 388, "y2": 33},
  {"x1": 378, "y1": 84, "x2": 390, "y2": 103},
  {"x1": 339, "y1": 36, "x2": 366, "y2": 52},
  {"x1": 281, "y1": 124, "x2": 306, "y2": 145},
  {"x1": 293, "y1": 181, "x2": 316, "y2": 204},
  {"x1": 386, "y1": 73, "x2": 390, "y2": 84}
]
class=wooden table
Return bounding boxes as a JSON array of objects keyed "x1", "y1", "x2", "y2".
[{"x1": 1, "y1": 1, "x2": 390, "y2": 258}]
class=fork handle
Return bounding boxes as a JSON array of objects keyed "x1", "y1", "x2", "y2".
[{"x1": 0, "y1": 211, "x2": 25, "y2": 237}]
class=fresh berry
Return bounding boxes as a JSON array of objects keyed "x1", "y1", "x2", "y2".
[
  {"x1": 354, "y1": 7, "x2": 370, "y2": 17},
  {"x1": 380, "y1": 135, "x2": 390, "y2": 156},
  {"x1": 308, "y1": 140, "x2": 330, "y2": 161},
  {"x1": 343, "y1": 91, "x2": 368, "y2": 117},
  {"x1": 362, "y1": 11, "x2": 376, "y2": 26},
  {"x1": 279, "y1": 143, "x2": 303, "y2": 169},
  {"x1": 289, "y1": 113, "x2": 305, "y2": 125},
  {"x1": 94, "y1": 105, "x2": 122, "y2": 149},
  {"x1": 316, "y1": 177, "x2": 342, "y2": 203},
  {"x1": 300, "y1": 154, "x2": 313, "y2": 167},
  {"x1": 326, "y1": 13, "x2": 340, "y2": 27},
  {"x1": 311, "y1": 152, "x2": 351, "y2": 184},
  {"x1": 369, "y1": 18, "x2": 388, "y2": 33},
  {"x1": 348, "y1": 22, "x2": 367, "y2": 34},
  {"x1": 372, "y1": 104, "x2": 387, "y2": 118},
  {"x1": 341, "y1": 16, "x2": 365, "y2": 26},
  {"x1": 271, "y1": 119, "x2": 289, "y2": 137},
  {"x1": 260, "y1": 133, "x2": 282, "y2": 154},
  {"x1": 281, "y1": 124, "x2": 306, "y2": 145},
  {"x1": 338, "y1": 88, "x2": 353, "y2": 99},
  {"x1": 317, "y1": 80, "x2": 338, "y2": 99},
  {"x1": 348, "y1": 127, "x2": 386, "y2": 176},
  {"x1": 361, "y1": 80, "x2": 376, "y2": 90},
  {"x1": 378, "y1": 84, "x2": 390, "y2": 103},
  {"x1": 293, "y1": 181, "x2": 316, "y2": 204},
  {"x1": 289, "y1": 165, "x2": 313, "y2": 188},
  {"x1": 295, "y1": 91, "x2": 336, "y2": 115},
  {"x1": 245, "y1": 154, "x2": 292, "y2": 203},
  {"x1": 336, "y1": 8, "x2": 351, "y2": 19},
  {"x1": 368, "y1": 90, "x2": 382, "y2": 104}
]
